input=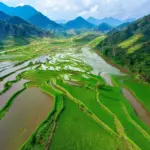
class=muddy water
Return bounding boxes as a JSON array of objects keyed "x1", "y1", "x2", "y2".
[
  {"x1": 0, "y1": 61, "x2": 17, "y2": 72},
  {"x1": 0, "y1": 65, "x2": 38, "y2": 92},
  {"x1": 81, "y1": 47, "x2": 121, "y2": 75},
  {"x1": 0, "y1": 67, "x2": 30, "y2": 92},
  {"x1": 0, "y1": 61, "x2": 30, "y2": 78},
  {"x1": 0, "y1": 55, "x2": 48, "y2": 78},
  {"x1": 0, "y1": 79, "x2": 27, "y2": 109},
  {"x1": 122, "y1": 88, "x2": 150, "y2": 126},
  {"x1": 0, "y1": 88, "x2": 53, "y2": 150}
]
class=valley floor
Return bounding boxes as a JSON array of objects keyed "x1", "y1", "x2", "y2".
[{"x1": 0, "y1": 35, "x2": 150, "y2": 150}]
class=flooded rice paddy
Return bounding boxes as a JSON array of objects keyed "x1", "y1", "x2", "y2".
[
  {"x1": 0, "y1": 45, "x2": 149, "y2": 150},
  {"x1": 0, "y1": 88, "x2": 53, "y2": 150},
  {"x1": 0, "y1": 79, "x2": 27, "y2": 109},
  {"x1": 122, "y1": 88, "x2": 150, "y2": 126}
]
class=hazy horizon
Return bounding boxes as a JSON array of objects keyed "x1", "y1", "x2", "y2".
[{"x1": 1, "y1": 0, "x2": 150, "y2": 21}]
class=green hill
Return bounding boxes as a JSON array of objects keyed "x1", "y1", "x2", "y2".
[
  {"x1": 96, "y1": 14, "x2": 150, "y2": 82},
  {"x1": 96, "y1": 22, "x2": 112, "y2": 32},
  {"x1": 28, "y1": 12, "x2": 64, "y2": 30},
  {"x1": 65, "y1": 17, "x2": 95, "y2": 30},
  {"x1": 109, "y1": 22, "x2": 131, "y2": 34},
  {"x1": 0, "y1": 2, "x2": 38, "y2": 20}
]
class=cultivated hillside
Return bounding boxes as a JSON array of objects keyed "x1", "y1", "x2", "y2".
[{"x1": 97, "y1": 14, "x2": 150, "y2": 82}]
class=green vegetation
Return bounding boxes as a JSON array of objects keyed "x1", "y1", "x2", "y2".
[
  {"x1": 112, "y1": 75, "x2": 150, "y2": 112},
  {"x1": 118, "y1": 34, "x2": 143, "y2": 49},
  {"x1": 97, "y1": 14, "x2": 150, "y2": 82},
  {"x1": 0, "y1": 32, "x2": 150, "y2": 150},
  {"x1": 88, "y1": 35, "x2": 106, "y2": 48}
]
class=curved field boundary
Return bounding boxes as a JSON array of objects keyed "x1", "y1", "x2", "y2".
[
  {"x1": 0, "y1": 87, "x2": 26, "y2": 120},
  {"x1": 96, "y1": 85, "x2": 140, "y2": 150},
  {"x1": 21, "y1": 85, "x2": 64, "y2": 150},
  {"x1": 122, "y1": 104, "x2": 150, "y2": 142},
  {"x1": 52, "y1": 79, "x2": 118, "y2": 137},
  {"x1": 0, "y1": 64, "x2": 40, "y2": 95}
]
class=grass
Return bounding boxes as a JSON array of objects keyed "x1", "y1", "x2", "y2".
[
  {"x1": 50, "y1": 96, "x2": 125, "y2": 150},
  {"x1": 118, "y1": 34, "x2": 143, "y2": 49},
  {"x1": 99, "y1": 86, "x2": 150, "y2": 150},
  {"x1": 59, "y1": 82, "x2": 116, "y2": 132},
  {"x1": 127, "y1": 43, "x2": 144, "y2": 54},
  {"x1": 88, "y1": 36, "x2": 106, "y2": 48},
  {"x1": 0, "y1": 33, "x2": 150, "y2": 150},
  {"x1": 112, "y1": 75, "x2": 150, "y2": 112}
]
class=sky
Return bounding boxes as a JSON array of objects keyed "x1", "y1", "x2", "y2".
[{"x1": 1, "y1": 0, "x2": 150, "y2": 20}]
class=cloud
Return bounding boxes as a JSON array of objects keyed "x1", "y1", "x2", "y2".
[
  {"x1": 90, "y1": 5, "x2": 99, "y2": 13},
  {"x1": 18, "y1": 3, "x2": 25, "y2": 6},
  {"x1": 1, "y1": 0, "x2": 150, "y2": 20}
]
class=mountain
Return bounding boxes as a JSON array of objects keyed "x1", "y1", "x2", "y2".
[
  {"x1": 0, "y1": 10, "x2": 10, "y2": 21},
  {"x1": 0, "y1": 12, "x2": 51, "y2": 38},
  {"x1": 0, "y1": 11, "x2": 31, "y2": 25},
  {"x1": 0, "y1": 20, "x2": 51, "y2": 38},
  {"x1": 7, "y1": 16, "x2": 30, "y2": 25},
  {"x1": 65, "y1": 16, "x2": 95, "y2": 30},
  {"x1": 0, "y1": 2, "x2": 63, "y2": 31},
  {"x1": 96, "y1": 14, "x2": 150, "y2": 82},
  {"x1": 109, "y1": 22, "x2": 131, "y2": 34},
  {"x1": 123, "y1": 18, "x2": 136, "y2": 23},
  {"x1": 55, "y1": 19, "x2": 67, "y2": 24},
  {"x1": 28, "y1": 12, "x2": 63, "y2": 30},
  {"x1": 99, "y1": 17, "x2": 122, "y2": 27},
  {"x1": 96, "y1": 22, "x2": 113, "y2": 32},
  {"x1": 0, "y1": 2, "x2": 38, "y2": 20},
  {"x1": 87, "y1": 16, "x2": 134, "y2": 27},
  {"x1": 87, "y1": 16, "x2": 100, "y2": 25}
]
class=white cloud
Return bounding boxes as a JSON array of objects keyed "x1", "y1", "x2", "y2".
[
  {"x1": 18, "y1": 3, "x2": 25, "y2": 6},
  {"x1": 90, "y1": 5, "x2": 99, "y2": 12}
]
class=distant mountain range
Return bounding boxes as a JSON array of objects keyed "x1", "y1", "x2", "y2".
[
  {"x1": 0, "y1": 2, "x2": 137, "y2": 34},
  {"x1": 55, "y1": 20, "x2": 67, "y2": 24},
  {"x1": 109, "y1": 22, "x2": 131, "y2": 34},
  {"x1": 96, "y1": 23, "x2": 113, "y2": 32},
  {"x1": 65, "y1": 16, "x2": 94, "y2": 30},
  {"x1": 0, "y1": 2, "x2": 63, "y2": 31},
  {"x1": 87, "y1": 16, "x2": 135, "y2": 27},
  {"x1": 28, "y1": 12, "x2": 63, "y2": 30},
  {"x1": 0, "y1": 11, "x2": 51, "y2": 38},
  {"x1": 0, "y1": 2, "x2": 37, "y2": 20}
]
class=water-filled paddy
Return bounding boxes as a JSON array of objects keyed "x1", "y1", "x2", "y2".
[
  {"x1": 0, "y1": 38, "x2": 150, "y2": 150},
  {"x1": 0, "y1": 88, "x2": 53, "y2": 150},
  {"x1": 0, "y1": 79, "x2": 27, "y2": 109},
  {"x1": 122, "y1": 88, "x2": 150, "y2": 126}
]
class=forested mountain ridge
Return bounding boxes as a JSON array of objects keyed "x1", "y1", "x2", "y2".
[
  {"x1": 0, "y1": 11, "x2": 51, "y2": 39},
  {"x1": 65, "y1": 17, "x2": 95, "y2": 29},
  {"x1": 28, "y1": 12, "x2": 63, "y2": 30},
  {"x1": 96, "y1": 22, "x2": 112, "y2": 32},
  {"x1": 97, "y1": 14, "x2": 150, "y2": 82},
  {"x1": 0, "y1": 2, "x2": 38, "y2": 20}
]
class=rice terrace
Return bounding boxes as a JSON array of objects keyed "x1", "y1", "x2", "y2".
[{"x1": 0, "y1": 1, "x2": 150, "y2": 150}]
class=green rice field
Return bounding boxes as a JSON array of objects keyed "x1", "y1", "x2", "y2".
[{"x1": 0, "y1": 35, "x2": 150, "y2": 150}]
